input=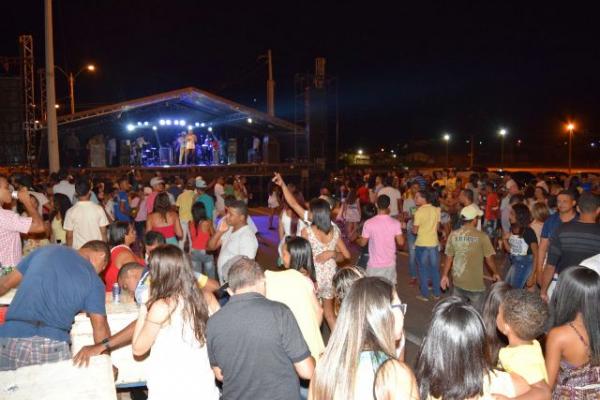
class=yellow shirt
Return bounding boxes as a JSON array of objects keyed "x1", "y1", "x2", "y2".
[
  {"x1": 176, "y1": 190, "x2": 196, "y2": 222},
  {"x1": 265, "y1": 269, "x2": 325, "y2": 359},
  {"x1": 498, "y1": 340, "x2": 548, "y2": 384},
  {"x1": 414, "y1": 204, "x2": 441, "y2": 247}
]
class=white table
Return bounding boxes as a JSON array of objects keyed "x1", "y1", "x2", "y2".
[{"x1": 71, "y1": 299, "x2": 147, "y2": 387}]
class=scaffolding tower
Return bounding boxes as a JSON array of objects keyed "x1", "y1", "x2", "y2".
[{"x1": 19, "y1": 35, "x2": 36, "y2": 166}]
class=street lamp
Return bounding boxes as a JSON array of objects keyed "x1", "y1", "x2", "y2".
[
  {"x1": 54, "y1": 64, "x2": 96, "y2": 114},
  {"x1": 498, "y1": 128, "x2": 507, "y2": 167},
  {"x1": 443, "y1": 133, "x2": 450, "y2": 168},
  {"x1": 566, "y1": 123, "x2": 575, "y2": 175}
]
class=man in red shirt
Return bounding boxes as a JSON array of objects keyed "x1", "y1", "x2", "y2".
[
  {"x1": 483, "y1": 182, "x2": 500, "y2": 246},
  {"x1": 357, "y1": 181, "x2": 370, "y2": 205}
]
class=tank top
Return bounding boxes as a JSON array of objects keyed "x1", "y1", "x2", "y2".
[
  {"x1": 152, "y1": 224, "x2": 176, "y2": 240},
  {"x1": 189, "y1": 222, "x2": 210, "y2": 251},
  {"x1": 146, "y1": 300, "x2": 219, "y2": 400},
  {"x1": 104, "y1": 245, "x2": 144, "y2": 292},
  {"x1": 553, "y1": 323, "x2": 600, "y2": 399}
]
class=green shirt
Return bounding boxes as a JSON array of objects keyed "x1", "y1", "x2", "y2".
[{"x1": 445, "y1": 225, "x2": 495, "y2": 292}]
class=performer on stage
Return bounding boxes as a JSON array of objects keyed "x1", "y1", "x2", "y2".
[
  {"x1": 185, "y1": 129, "x2": 197, "y2": 165},
  {"x1": 177, "y1": 132, "x2": 186, "y2": 165},
  {"x1": 134, "y1": 135, "x2": 148, "y2": 166},
  {"x1": 211, "y1": 134, "x2": 220, "y2": 165}
]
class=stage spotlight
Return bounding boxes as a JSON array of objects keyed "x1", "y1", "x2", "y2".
[
  {"x1": 208, "y1": 127, "x2": 213, "y2": 132},
  {"x1": 159, "y1": 119, "x2": 165, "y2": 126},
  {"x1": 166, "y1": 119, "x2": 172, "y2": 125},
  {"x1": 137, "y1": 122, "x2": 142, "y2": 126},
  {"x1": 187, "y1": 125, "x2": 193, "y2": 130},
  {"x1": 247, "y1": 118, "x2": 253, "y2": 124},
  {"x1": 152, "y1": 126, "x2": 157, "y2": 131},
  {"x1": 179, "y1": 120, "x2": 185, "y2": 126},
  {"x1": 174, "y1": 120, "x2": 180, "y2": 126},
  {"x1": 144, "y1": 121, "x2": 149, "y2": 126},
  {"x1": 200, "y1": 122, "x2": 206, "y2": 127},
  {"x1": 195, "y1": 122, "x2": 200, "y2": 127},
  {"x1": 126, "y1": 124, "x2": 135, "y2": 132}
]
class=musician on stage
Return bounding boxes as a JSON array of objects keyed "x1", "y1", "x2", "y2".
[
  {"x1": 177, "y1": 132, "x2": 186, "y2": 165},
  {"x1": 185, "y1": 129, "x2": 197, "y2": 165},
  {"x1": 211, "y1": 134, "x2": 220, "y2": 165},
  {"x1": 134, "y1": 135, "x2": 148, "y2": 166}
]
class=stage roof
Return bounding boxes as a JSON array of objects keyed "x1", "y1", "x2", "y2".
[{"x1": 56, "y1": 86, "x2": 299, "y2": 135}]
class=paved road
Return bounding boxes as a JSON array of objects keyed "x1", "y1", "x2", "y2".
[{"x1": 249, "y1": 208, "x2": 510, "y2": 367}]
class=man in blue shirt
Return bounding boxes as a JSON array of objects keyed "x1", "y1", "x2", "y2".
[
  {"x1": 114, "y1": 177, "x2": 132, "y2": 222},
  {"x1": 535, "y1": 190, "x2": 577, "y2": 287},
  {"x1": 0, "y1": 242, "x2": 112, "y2": 371}
]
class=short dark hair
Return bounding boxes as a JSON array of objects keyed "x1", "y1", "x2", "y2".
[
  {"x1": 376, "y1": 194, "x2": 390, "y2": 209},
  {"x1": 461, "y1": 189, "x2": 474, "y2": 203},
  {"x1": 228, "y1": 199, "x2": 248, "y2": 217},
  {"x1": 75, "y1": 179, "x2": 91, "y2": 197},
  {"x1": 117, "y1": 261, "x2": 144, "y2": 282},
  {"x1": 80, "y1": 240, "x2": 110, "y2": 266},
  {"x1": 502, "y1": 289, "x2": 548, "y2": 341},
  {"x1": 144, "y1": 231, "x2": 166, "y2": 246},
  {"x1": 228, "y1": 257, "x2": 264, "y2": 291},
  {"x1": 509, "y1": 194, "x2": 524, "y2": 205},
  {"x1": 558, "y1": 189, "x2": 577, "y2": 201},
  {"x1": 57, "y1": 169, "x2": 68, "y2": 181},
  {"x1": 578, "y1": 192, "x2": 600, "y2": 214},
  {"x1": 416, "y1": 190, "x2": 433, "y2": 204}
]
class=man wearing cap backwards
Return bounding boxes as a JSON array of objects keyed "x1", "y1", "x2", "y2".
[
  {"x1": 194, "y1": 177, "x2": 215, "y2": 223},
  {"x1": 440, "y1": 205, "x2": 501, "y2": 311}
]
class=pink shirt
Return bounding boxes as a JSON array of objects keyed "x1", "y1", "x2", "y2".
[
  {"x1": 362, "y1": 214, "x2": 402, "y2": 268},
  {"x1": 0, "y1": 209, "x2": 32, "y2": 267}
]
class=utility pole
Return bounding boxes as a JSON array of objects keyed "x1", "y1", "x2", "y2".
[
  {"x1": 69, "y1": 73, "x2": 75, "y2": 114},
  {"x1": 45, "y1": 0, "x2": 60, "y2": 172},
  {"x1": 266, "y1": 49, "x2": 275, "y2": 116}
]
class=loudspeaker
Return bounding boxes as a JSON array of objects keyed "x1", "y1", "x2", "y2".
[
  {"x1": 227, "y1": 138, "x2": 237, "y2": 164},
  {"x1": 159, "y1": 147, "x2": 172, "y2": 165}
]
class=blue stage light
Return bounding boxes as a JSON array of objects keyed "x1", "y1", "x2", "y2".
[
  {"x1": 166, "y1": 119, "x2": 172, "y2": 125},
  {"x1": 195, "y1": 122, "x2": 200, "y2": 127},
  {"x1": 127, "y1": 124, "x2": 135, "y2": 132},
  {"x1": 179, "y1": 120, "x2": 185, "y2": 126},
  {"x1": 159, "y1": 119, "x2": 165, "y2": 126}
]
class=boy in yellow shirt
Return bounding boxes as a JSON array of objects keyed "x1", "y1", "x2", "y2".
[{"x1": 496, "y1": 289, "x2": 549, "y2": 388}]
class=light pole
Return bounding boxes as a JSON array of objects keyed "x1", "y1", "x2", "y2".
[
  {"x1": 566, "y1": 123, "x2": 575, "y2": 175},
  {"x1": 443, "y1": 133, "x2": 450, "y2": 168},
  {"x1": 498, "y1": 129, "x2": 507, "y2": 167},
  {"x1": 55, "y1": 64, "x2": 95, "y2": 114}
]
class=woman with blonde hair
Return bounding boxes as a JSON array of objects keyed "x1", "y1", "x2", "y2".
[{"x1": 309, "y1": 277, "x2": 417, "y2": 400}]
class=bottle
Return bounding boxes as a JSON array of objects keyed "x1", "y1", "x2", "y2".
[{"x1": 112, "y1": 283, "x2": 121, "y2": 303}]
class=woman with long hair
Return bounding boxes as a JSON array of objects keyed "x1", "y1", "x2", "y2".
[
  {"x1": 309, "y1": 277, "x2": 417, "y2": 400},
  {"x1": 103, "y1": 221, "x2": 143, "y2": 292},
  {"x1": 415, "y1": 297, "x2": 531, "y2": 399},
  {"x1": 278, "y1": 187, "x2": 304, "y2": 263},
  {"x1": 189, "y1": 202, "x2": 216, "y2": 278},
  {"x1": 132, "y1": 245, "x2": 218, "y2": 400},
  {"x1": 481, "y1": 281, "x2": 511, "y2": 365},
  {"x1": 266, "y1": 236, "x2": 324, "y2": 359},
  {"x1": 546, "y1": 266, "x2": 600, "y2": 398},
  {"x1": 50, "y1": 193, "x2": 71, "y2": 244},
  {"x1": 341, "y1": 184, "x2": 361, "y2": 241},
  {"x1": 503, "y1": 203, "x2": 538, "y2": 289},
  {"x1": 146, "y1": 192, "x2": 182, "y2": 245},
  {"x1": 272, "y1": 173, "x2": 351, "y2": 330}
]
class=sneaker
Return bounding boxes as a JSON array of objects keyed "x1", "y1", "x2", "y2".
[
  {"x1": 416, "y1": 295, "x2": 429, "y2": 302},
  {"x1": 431, "y1": 295, "x2": 441, "y2": 301}
]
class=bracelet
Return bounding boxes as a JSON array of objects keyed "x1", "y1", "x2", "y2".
[{"x1": 100, "y1": 337, "x2": 111, "y2": 351}]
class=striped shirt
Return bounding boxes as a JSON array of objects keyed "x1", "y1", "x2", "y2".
[{"x1": 548, "y1": 221, "x2": 600, "y2": 274}]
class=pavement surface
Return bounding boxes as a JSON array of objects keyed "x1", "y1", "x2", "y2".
[{"x1": 249, "y1": 207, "x2": 510, "y2": 367}]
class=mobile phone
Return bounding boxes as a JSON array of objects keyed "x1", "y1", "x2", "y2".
[{"x1": 11, "y1": 191, "x2": 18, "y2": 200}]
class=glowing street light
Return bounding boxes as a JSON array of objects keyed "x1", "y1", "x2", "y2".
[
  {"x1": 566, "y1": 122, "x2": 576, "y2": 174},
  {"x1": 442, "y1": 134, "x2": 450, "y2": 167},
  {"x1": 55, "y1": 63, "x2": 97, "y2": 114},
  {"x1": 498, "y1": 128, "x2": 507, "y2": 167},
  {"x1": 357, "y1": 149, "x2": 364, "y2": 155}
]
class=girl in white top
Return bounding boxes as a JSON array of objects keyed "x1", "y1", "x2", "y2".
[
  {"x1": 415, "y1": 297, "x2": 538, "y2": 400},
  {"x1": 132, "y1": 245, "x2": 219, "y2": 400},
  {"x1": 309, "y1": 277, "x2": 416, "y2": 400}
]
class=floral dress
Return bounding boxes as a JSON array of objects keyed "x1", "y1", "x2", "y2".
[{"x1": 306, "y1": 224, "x2": 340, "y2": 300}]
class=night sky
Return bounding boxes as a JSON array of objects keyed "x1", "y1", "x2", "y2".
[{"x1": 3, "y1": 1, "x2": 599, "y2": 155}]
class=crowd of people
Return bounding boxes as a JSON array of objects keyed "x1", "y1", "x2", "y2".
[{"x1": 0, "y1": 166, "x2": 598, "y2": 400}]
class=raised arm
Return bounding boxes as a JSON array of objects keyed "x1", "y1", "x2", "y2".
[{"x1": 272, "y1": 173, "x2": 308, "y2": 221}]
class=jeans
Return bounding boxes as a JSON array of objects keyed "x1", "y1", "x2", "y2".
[
  {"x1": 415, "y1": 246, "x2": 441, "y2": 297},
  {"x1": 406, "y1": 230, "x2": 417, "y2": 279},
  {"x1": 506, "y1": 254, "x2": 533, "y2": 289},
  {"x1": 190, "y1": 249, "x2": 216, "y2": 280}
]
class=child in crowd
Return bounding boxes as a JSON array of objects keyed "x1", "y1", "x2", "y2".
[{"x1": 496, "y1": 289, "x2": 549, "y2": 388}]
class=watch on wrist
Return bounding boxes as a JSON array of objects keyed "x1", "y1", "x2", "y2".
[{"x1": 101, "y1": 337, "x2": 111, "y2": 351}]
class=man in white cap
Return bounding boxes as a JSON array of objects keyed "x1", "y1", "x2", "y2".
[
  {"x1": 146, "y1": 176, "x2": 165, "y2": 214},
  {"x1": 440, "y1": 205, "x2": 500, "y2": 311}
]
